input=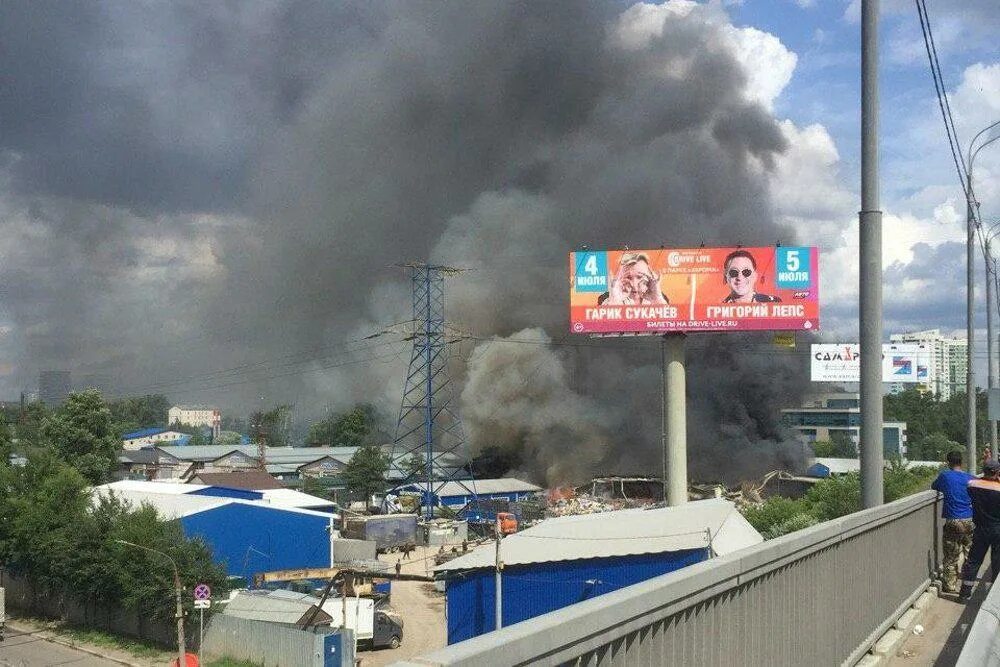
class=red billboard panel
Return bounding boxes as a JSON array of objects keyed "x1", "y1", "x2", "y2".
[{"x1": 569, "y1": 246, "x2": 820, "y2": 335}]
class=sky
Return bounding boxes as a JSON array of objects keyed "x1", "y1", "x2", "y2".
[{"x1": 0, "y1": 0, "x2": 997, "y2": 432}]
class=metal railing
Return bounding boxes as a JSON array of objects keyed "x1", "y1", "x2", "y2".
[
  {"x1": 957, "y1": 573, "x2": 1000, "y2": 666},
  {"x1": 395, "y1": 491, "x2": 940, "y2": 667}
]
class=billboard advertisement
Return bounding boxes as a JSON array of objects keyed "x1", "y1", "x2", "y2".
[
  {"x1": 810, "y1": 343, "x2": 931, "y2": 383},
  {"x1": 569, "y1": 246, "x2": 820, "y2": 334}
]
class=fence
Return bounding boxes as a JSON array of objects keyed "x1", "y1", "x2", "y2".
[
  {"x1": 395, "y1": 490, "x2": 940, "y2": 667},
  {"x1": 0, "y1": 570, "x2": 176, "y2": 646},
  {"x1": 202, "y1": 614, "x2": 354, "y2": 667}
]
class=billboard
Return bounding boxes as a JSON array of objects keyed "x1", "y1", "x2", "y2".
[
  {"x1": 810, "y1": 343, "x2": 931, "y2": 383},
  {"x1": 569, "y1": 246, "x2": 820, "y2": 335}
]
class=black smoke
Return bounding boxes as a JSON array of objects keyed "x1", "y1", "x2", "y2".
[{"x1": 0, "y1": 1, "x2": 810, "y2": 483}]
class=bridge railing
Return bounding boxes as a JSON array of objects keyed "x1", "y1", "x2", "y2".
[{"x1": 396, "y1": 490, "x2": 940, "y2": 667}]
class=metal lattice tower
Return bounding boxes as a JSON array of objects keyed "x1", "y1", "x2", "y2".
[{"x1": 391, "y1": 263, "x2": 470, "y2": 519}]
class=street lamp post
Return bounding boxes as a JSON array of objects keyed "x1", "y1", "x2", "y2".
[
  {"x1": 983, "y1": 221, "x2": 1000, "y2": 457},
  {"x1": 116, "y1": 540, "x2": 186, "y2": 666},
  {"x1": 967, "y1": 120, "x2": 1000, "y2": 471}
]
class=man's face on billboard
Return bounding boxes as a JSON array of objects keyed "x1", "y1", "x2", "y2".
[{"x1": 725, "y1": 255, "x2": 757, "y2": 297}]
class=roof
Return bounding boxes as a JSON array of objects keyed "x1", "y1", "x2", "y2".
[
  {"x1": 91, "y1": 482, "x2": 339, "y2": 519},
  {"x1": 123, "y1": 427, "x2": 168, "y2": 439},
  {"x1": 191, "y1": 471, "x2": 284, "y2": 490},
  {"x1": 435, "y1": 498, "x2": 762, "y2": 573},
  {"x1": 223, "y1": 590, "x2": 331, "y2": 625},
  {"x1": 806, "y1": 458, "x2": 944, "y2": 477},
  {"x1": 393, "y1": 478, "x2": 541, "y2": 498},
  {"x1": 118, "y1": 450, "x2": 159, "y2": 464}
]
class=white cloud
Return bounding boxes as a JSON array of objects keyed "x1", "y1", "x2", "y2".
[{"x1": 613, "y1": 1, "x2": 797, "y2": 110}]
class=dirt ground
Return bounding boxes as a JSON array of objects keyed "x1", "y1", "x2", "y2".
[{"x1": 358, "y1": 544, "x2": 450, "y2": 667}]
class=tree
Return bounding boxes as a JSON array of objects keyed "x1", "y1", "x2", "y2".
[
  {"x1": 307, "y1": 404, "x2": 385, "y2": 447},
  {"x1": 811, "y1": 432, "x2": 856, "y2": 458},
  {"x1": 169, "y1": 422, "x2": 211, "y2": 446},
  {"x1": 250, "y1": 404, "x2": 293, "y2": 448},
  {"x1": 403, "y1": 453, "x2": 427, "y2": 478},
  {"x1": 908, "y1": 433, "x2": 960, "y2": 462},
  {"x1": 215, "y1": 431, "x2": 243, "y2": 447},
  {"x1": 108, "y1": 395, "x2": 171, "y2": 433},
  {"x1": 41, "y1": 389, "x2": 120, "y2": 484},
  {"x1": 342, "y1": 444, "x2": 390, "y2": 500}
]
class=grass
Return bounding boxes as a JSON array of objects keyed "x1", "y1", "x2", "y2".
[
  {"x1": 205, "y1": 659, "x2": 263, "y2": 667},
  {"x1": 58, "y1": 626, "x2": 170, "y2": 659},
  {"x1": 10, "y1": 615, "x2": 172, "y2": 660}
]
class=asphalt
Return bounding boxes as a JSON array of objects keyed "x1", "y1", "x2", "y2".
[{"x1": 0, "y1": 627, "x2": 120, "y2": 666}]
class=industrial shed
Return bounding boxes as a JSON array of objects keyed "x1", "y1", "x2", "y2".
[
  {"x1": 435, "y1": 499, "x2": 762, "y2": 644},
  {"x1": 92, "y1": 483, "x2": 337, "y2": 584},
  {"x1": 389, "y1": 478, "x2": 540, "y2": 509}
]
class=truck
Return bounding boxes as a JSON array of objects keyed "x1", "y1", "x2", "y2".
[
  {"x1": 322, "y1": 597, "x2": 403, "y2": 650},
  {"x1": 342, "y1": 514, "x2": 418, "y2": 553}
]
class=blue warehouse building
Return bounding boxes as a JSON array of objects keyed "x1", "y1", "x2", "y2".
[
  {"x1": 92, "y1": 481, "x2": 337, "y2": 584},
  {"x1": 435, "y1": 499, "x2": 762, "y2": 644}
]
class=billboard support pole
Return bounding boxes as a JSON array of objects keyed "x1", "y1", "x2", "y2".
[
  {"x1": 664, "y1": 333, "x2": 687, "y2": 506},
  {"x1": 859, "y1": 0, "x2": 883, "y2": 507}
]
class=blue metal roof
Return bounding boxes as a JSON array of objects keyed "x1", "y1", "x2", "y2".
[{"x1": 123, "y1": 427, "x2": 168, "y2": 439}]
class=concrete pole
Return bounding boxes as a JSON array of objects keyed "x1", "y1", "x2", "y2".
[
  {"x1": 173, "y1": 569, "x2": 186, "y2": 667},
  {"x1": 494, "y1": 518, "x2": 503, "y2": 631},
  {"x1": 660, "y1": 336, "x2": 668, "y2": 502},
  {"x1": 664, "y1": 334, "x2": 687, "y2": 506},
  {"x1": 859, "y1": 0, "x2": 884, "y2": 507},
  {"x1": 988, "y1": 245, "x2": 998, "y2": 456},
  {"x1": 968, "y1": 171, "x2": 978, "y2": 472}
]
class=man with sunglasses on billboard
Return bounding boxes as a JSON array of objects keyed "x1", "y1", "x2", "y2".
[{"x1": 722, "y1": 250, "x2": 780, "y2": 303}]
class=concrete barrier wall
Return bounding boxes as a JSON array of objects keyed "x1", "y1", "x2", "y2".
[{"x1": 956, "y1": 575, "x2": 1000, "y2": 666}]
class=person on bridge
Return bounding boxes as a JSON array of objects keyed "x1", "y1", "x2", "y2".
[
  {"x1": 959, "y1": 460, "x2": 1000, "y2": 601},
  {"x1": 932, "y1": 450, "x2": 975, "y2": 593}
]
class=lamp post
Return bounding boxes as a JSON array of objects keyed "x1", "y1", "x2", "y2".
[
  {"x1": 967, "y1": 120, "x2": 1000, "y2": 471},
  {"x1": 984, "y1": 220, "x2": 1000, "y2": 456},
  {"x1": 116, "y1": 540, "x2": 185, "y2": 666}
]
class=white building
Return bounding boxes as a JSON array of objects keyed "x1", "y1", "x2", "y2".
[
  {"x1": 168, "y1": 405, "x2": 221, "y2": 437},
  {"x1": 121, "y1": 428, "x2": 191, "y2": 450},
  {"x1": 889, "y1": 329, "x2": 968, "y2": 400}
]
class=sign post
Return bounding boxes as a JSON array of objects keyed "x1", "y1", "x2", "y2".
[{"x1": 193, "y1": 584, "x2": 211, "y2": 666}]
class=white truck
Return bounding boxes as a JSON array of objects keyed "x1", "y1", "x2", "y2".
[{"x1": 321, "y1": 597, "x2": 403, "y2": 649}]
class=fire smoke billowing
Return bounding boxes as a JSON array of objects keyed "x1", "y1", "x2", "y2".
[{"x1": 0, "y1": 1, "x2": 811, "y2": 484}]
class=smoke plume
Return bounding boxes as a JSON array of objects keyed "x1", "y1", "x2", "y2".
[{"x1": 0, "y1": 1, "x2": 811, "y2": 484}]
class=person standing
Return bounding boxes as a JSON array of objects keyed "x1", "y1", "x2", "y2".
[
  {"x1": 932, "y1": 451, "x2": 976, "y2": 593},
  {"x1": 959, "y1": 460, "x2": 1000, "y2": 601}
]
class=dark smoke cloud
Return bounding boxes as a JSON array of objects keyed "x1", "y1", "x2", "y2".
[{"x1": 0, "y1": 1, "x2": 810, "y2": 483}]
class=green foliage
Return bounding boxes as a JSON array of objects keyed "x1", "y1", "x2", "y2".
[
  {"x1": 41, "y1": 389, "x2": 119, "y2": 484},
  {"x1": 108, "y1": 395, "x2": 171, "y2": 434},
  {"x1": 907, "y1": 433, "x2": 961, "y2": 463},
  {"x1": 59, "y1": 626, "x2": 171, "y2": 659},
  {"x1": 169, "y1": 422, "x2": 211, "y2": 446},
  {"x1": 249, "y1": 404, "x2": 293, "y2": 448},
  {"x1": 215, "y1": 431, "x2": 243, "y2": 447},
  {"x1": 307, "y1": 404, "x2": 384, "y2": 448},
  {"x1": 343, "y1": 444, "x2": 390, "y2": 499},
  {"x1": 884, "y1": 387, "x2": 990, "y2": 452},
  {"x1": 810, "y1": 433, "x2": 856, "y2": 458},
  {"x1": 742, "y1": 463, "x2": 940, "y2": 539},
  {"x1": 404, "y1": 453, "x2": 427, "y2": 478},
  {"x1": 0, "y1": 453, "x2": 229, "y2": 624}
]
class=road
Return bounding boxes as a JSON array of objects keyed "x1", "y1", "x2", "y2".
[
  {"x1": 0, "y1": 628, "x2": 119, "y2": 666},
  {"x1": 360, "y1": 545, "x2": 448, "y2": 667}
]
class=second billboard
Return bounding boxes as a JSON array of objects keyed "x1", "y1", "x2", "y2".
[{"x1": 569, "y1": 246, "x2": 820, "y2": 335}]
